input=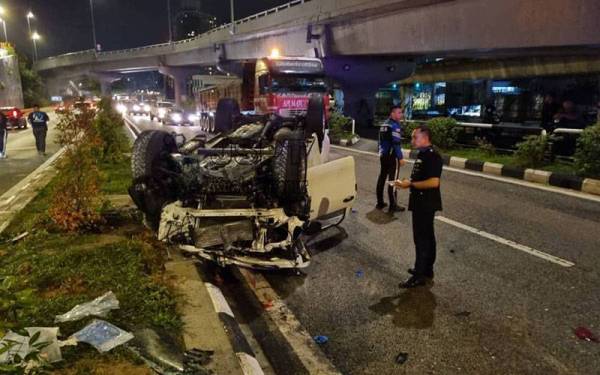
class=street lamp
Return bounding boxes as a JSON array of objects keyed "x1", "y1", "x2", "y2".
[
  {"x1": 89, "y1": 0, "x2": 98, "y2": 51},
  {"x1": 230, "y1": 0, "x2": 235, "y2": 35},
  {"x1": 27, "y1": 11, "x2": 35, "y2": 59},
  {"x1": 167, "y1": 0, "x2": 172, "y2": 42},
  {"x1": 31, "y1": 32, "x2": 40, "y2": 62}
]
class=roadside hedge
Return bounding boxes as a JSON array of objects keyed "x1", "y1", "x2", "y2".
[
  {"x1": 574, "y1": 123, "x2": 600, "y2": 179},
  {"x1": 515, "y1": 135, "x2": 548, "y2": 168},
  {"x1": 426, "y1": 117, "x2": 460, "y2": 150}
]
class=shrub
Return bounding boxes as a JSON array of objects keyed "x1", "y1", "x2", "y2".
[
  {"x1": 94, "y1": 97, "x2": 129, "y2": 163},
  {"x1": 328, "y1": 111, "x2": 354, "y2": 142},
  {"x1": 574, "y1": 123, "x2": 600, "y2": 178},
  {"x1": 475, "y1": 136, "x2": 496, "y2": 156},
  {"x1": 514, "y1": 135, "x2": 548, "y2": 168},
  {"x1": 49, "y1": 109, "x2": 104, "y2": 232},
  {"x1": 426, "y1": 117, "x2": 460, "y2": 150}
]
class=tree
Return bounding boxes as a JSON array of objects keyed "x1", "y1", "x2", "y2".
[{"x1": 17, "y1": 53, "x2": 46, "y2": 107}]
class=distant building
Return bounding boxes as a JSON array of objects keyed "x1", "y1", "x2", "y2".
[
  {"x1": 0, "y1": 43, "x2": 24, "y2": 108},
  {"x1": 173, "y1": 0, "x2": 217, "y2": 40}
]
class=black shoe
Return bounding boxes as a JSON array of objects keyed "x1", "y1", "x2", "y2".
[
  {"x1": 388, "y1": 205, "x2": 405, "y2": 214},
  {"x1": 399, "y1": 275, "x2": 427, "y2": 288},
  {"x1": 376, "y1": 202, "x2": 387, "y2": 210},
  {"x1": 407, "y1": 268, "x2": 434, "y2": 279}
]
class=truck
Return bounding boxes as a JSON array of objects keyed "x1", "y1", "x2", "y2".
[
  {"x1": 128, "y1": 56, "x2": 355, "y2": 270},
  {"x1": 198, "y1": 56, "x2": 330, "y2": 135}
]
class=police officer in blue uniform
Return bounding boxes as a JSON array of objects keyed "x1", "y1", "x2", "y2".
[
  {"x1": 395, "y1": 125, "x2": 443, "y2": 288},
  {"x1": 27, "y1": 105, "x2": 50, "y2": 156},
  {"x1": 376, "y1": 105, "x2": 406, "y2": 213}
]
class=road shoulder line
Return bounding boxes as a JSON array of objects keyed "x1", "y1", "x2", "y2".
[
  {"x1": 237, "y1": 268, "x2": 341, "y2": 375},
  {"x1": 331, "y1": 145, "x2": 600, "y2": 203}
]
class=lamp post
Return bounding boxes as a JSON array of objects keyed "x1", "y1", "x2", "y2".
[
  {"x1": 167, "y1": 0, "x2": 172, "y2": 42},
  {"x1": 31, "y1": 32, "x2": 40, "y2": 62},
  {"x1": 89, "y1": 0, "x2": 98, "y2": 51},
  {"x1": 27, "y1": 11, "x2": 35, "y2": 59},
  {"x1": 230, "y1": 0, "x2": 235, "y2": 35}
]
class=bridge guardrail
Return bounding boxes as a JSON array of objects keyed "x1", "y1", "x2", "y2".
[{"x1": 38, "y1": 0, "x2": 313, "y2": 65}]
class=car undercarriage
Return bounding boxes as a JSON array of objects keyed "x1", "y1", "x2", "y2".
[{"x1": 128, "y1": 97, "x2": 356, "y2": 269}]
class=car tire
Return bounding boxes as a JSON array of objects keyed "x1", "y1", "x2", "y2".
[
  {"x1": 130, "y1": 130, "x2": 180, "y2": 230},
  {"x1": 273, "y1": 128, "x2": 307, "y2": 204},
  {"x1": 305, "y1": 94, "x2": 325, "y2": 152},
  {"x1": 215, "y1": 98, "x2": 240, "y2": 133}
]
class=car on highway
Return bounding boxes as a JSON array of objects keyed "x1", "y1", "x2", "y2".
[
  {"x1": 0, "y1": 107, "x2": 28, "y2": 129},
  {"x1": 130, "y1": 101, "x2": 152, "y2": 117},
  {"x1": 160, "y1": 108, "x2": 199, "y2": 126},
  {"x1": 150, "y1": 101, "x2": 175, "y2": 122}
]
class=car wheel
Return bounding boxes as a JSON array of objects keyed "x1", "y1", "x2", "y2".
[
  {"x1": 305, "y1": 94, "x2": 325, "y2": 152},
  {"x1": 273, "y1": 128, "x2": 307, "y2": 209},
  {"x1": 215, "y1": 98, "x2": 240, "y2": 133},
  {"x1": 130, "y1": 130, "x2": 180, "y2": 230}
]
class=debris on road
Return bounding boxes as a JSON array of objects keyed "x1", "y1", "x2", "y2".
[
  {"x1": 355, "y1": 270, "x2": 364, "y2": 278},
  {"x1": 351, "y1": 208, "x2": 358, "y2": 213},
  {"x1": 8, "y1": 231, "x2": 29, "y2": 244},
  {"x1": 0, "y1": 327, "x2": 62, "y2": 365},
  {"x1": 54, "y1": 291, "x2": 119, "y2": 323},
  {"x1": 574, "y1": 327, "x2": 599, "y2": 343},
  {"x1": 313, "y1": 335, "x2": 329, "y2": 344},
  {"x1": 183, "y1": 348, "x2": 214, "y2": 369},
  {"x1": 72, "y1": 319, "x2": 134, "y2": 352},
  {"x1": 395, "y1": 352, "x2": 408, "y2": 365},
  {"x1": 454, "y1": 311, "x2": 471, "y2": 318}
]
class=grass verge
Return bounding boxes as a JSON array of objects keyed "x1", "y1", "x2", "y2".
[{"x1": 0, "y1": 155, "x2": 182, "y2": 373}]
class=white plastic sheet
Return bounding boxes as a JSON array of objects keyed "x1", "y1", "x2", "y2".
[{"x1": 54, "y1": 291, "x2": 119, "y2": 323}]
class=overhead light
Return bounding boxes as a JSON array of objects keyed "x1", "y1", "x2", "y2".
[
  {"x1": 27, "y1": 11, "x2": 34, "y2": 19},
  {"x1": 270, "y1": 48, "x2": 281, "y2": 58}
]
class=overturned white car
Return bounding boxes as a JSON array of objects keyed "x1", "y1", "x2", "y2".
[{"x1": 129, "y1": 97, "x2": 356, "y2": 269}]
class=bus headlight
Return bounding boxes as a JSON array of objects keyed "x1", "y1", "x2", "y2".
[
  {"x1": 188, "y1": 114, "x2": 198, "y2": 122},
  {"x1": 171, "y1": 113, "x2": 182, "y2": 123},
  {"x1": 143, "y1": 104, "x2": 151, "y2": 112}
]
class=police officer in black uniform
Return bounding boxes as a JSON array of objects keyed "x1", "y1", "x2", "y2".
[{"x1": 394, "y1": 125, "x2": 443, "y2": 288}]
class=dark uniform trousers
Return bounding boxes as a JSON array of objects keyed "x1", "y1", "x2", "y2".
[
  {"x1": 0, "y1": 128, "x2": 6, "y2": 155},
  {"x1": 376, "y1": 154, "x2": 397, "y2": 206},
  {"x1": 33, "y1": 125, "x2": 47, "y2": 153},
  {"x1": 412, "y1": 208, "x2": 436, "y2": 276}
]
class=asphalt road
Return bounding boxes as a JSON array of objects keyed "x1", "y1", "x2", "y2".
[
  {"x1": 119, "y1": 115, "x2": 600, "y2": 374},
  {"x1": 0, "y1": 113, "x2": 60, "y2": 196},
  {"x1": 262, "y1": 144, "x2": 600, "y2": 374}
]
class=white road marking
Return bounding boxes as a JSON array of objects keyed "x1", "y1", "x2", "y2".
[
  {"x1": 435, "y1": 215, "x2": 575, "y2": 268},
  {"x1": 204, "y1": 282, "x2": 235, "y2": 318},
  {"x1": 331, "y1": 145, "x2": 600, "y2": 203},
  {"x1": 123, "y1": 119, "x2": 139, "y2": 140},
  {"x1": 236, "y1": 353, "x2": 265, "y2": 375},
  {"x1": 237, "y1": 268, "x2": 341, "y2": 375}
]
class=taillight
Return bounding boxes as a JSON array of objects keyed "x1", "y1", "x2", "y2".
[{"x1": 12, "y1": 110, "x2": 18, "y2": 118}]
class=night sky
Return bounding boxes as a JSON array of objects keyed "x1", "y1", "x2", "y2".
[{"x1": 2, "y1": 0, "x2": 289, "y2": 59}]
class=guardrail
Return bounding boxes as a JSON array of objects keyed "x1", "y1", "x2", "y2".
[{"x1": 40, "y1": 0, "x2": 313, "y2": 63}]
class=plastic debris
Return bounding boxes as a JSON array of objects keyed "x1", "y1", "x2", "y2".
[
  {"x1": 0, "y1": 327, "x2": 62, "y2": 364},
  {"x1": 351, "y1": 208, "x2": 358, "y2": 214},
  {"x1": 574, "y1": 327, "x2": 599, "y2": 343},
  {"x1": 72, "y1": 319, "x2": 134, "y2": 352},
  {"x1": 55, "y1": 291, "x2": 119, "y2": 323},
  {"x1": 313, "y1": 335, "x2": 328, "y2": 344},
  {"x1": 355, "y1": 270, "x2": 364, "y2": 278},
  {"x1": 9, "y1": 232, "x2": 29, "y2": 244},
  {"x1": 395, "y1": 352, "x2": 409, "y2": 365}
]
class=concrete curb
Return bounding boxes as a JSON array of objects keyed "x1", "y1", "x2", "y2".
[{"x1": 400, "y1": 147, "x2": 599, "y2": 196}]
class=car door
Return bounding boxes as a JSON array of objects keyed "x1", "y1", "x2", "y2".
[{"x1": 306, "y1": 156, "x2": 356, "y2": 221}]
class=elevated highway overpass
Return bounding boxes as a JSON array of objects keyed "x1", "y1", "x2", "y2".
[{"x1": 35, "y1": 0, "x2": 600, "y2": 115}]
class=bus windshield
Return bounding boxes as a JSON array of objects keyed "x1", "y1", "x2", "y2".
[{"x1": 270, "y1": 75, "x2": 327, "y2": 93}]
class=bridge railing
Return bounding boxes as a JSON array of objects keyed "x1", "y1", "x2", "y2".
[{"x1": 39, "y1": 0, "x2": 314, "y2": 64}]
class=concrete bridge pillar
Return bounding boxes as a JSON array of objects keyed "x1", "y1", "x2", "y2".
[
  {"x1": 323, "y1": 57, "x2": 415, "y2": 128},
  {"x1": 159, "y1": 66, "x2": 199, "y2": 107},
  {"x1": 91, "y1": 72, "x2": 123, "y2": 97}
]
